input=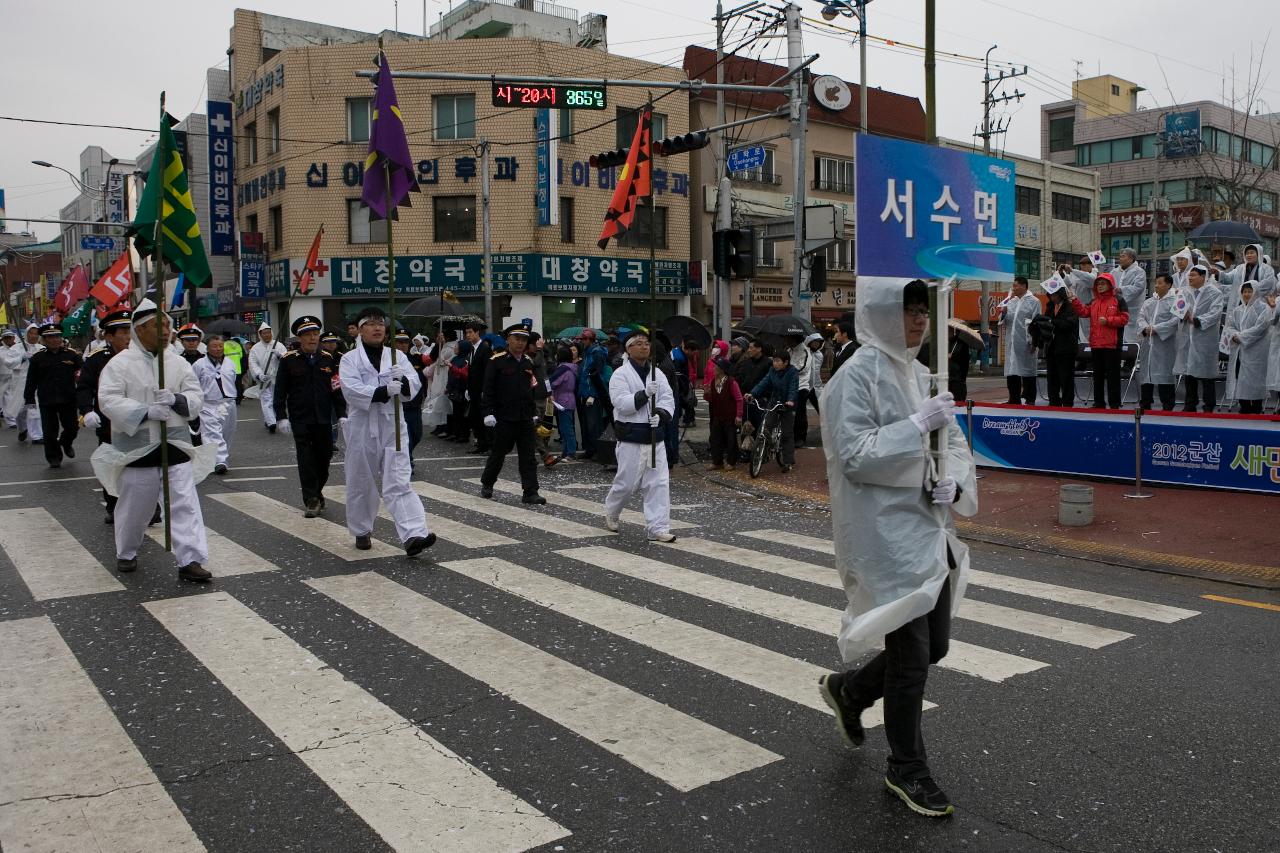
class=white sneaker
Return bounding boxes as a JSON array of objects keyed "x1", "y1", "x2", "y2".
[
  {"x1": 604, "y1": 515, "x2": 620, "y2": 532},
  {"x1": 647, "y1": 532, "x2": 677, "y2": 543}
]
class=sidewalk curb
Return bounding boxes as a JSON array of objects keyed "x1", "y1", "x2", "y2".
[{"x1": 682, "y1": 462, "x2": 1280, "y2": 591}]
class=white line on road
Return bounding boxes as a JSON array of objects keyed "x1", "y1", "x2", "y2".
[
  {"x1": 0, "y1": 475, "x2": 98, "y2": 486},
  {"x1": 147, "y1": 526, "x2": 282, "y2": 577},
  {"x1": 219, "y1": 476, "x2": 287, "y2": 483},
  {"x1": 210, "y1": 492, "x2": 401, "y2": 560},
  {"x1": 412, "y1": 481, "x2": 605, "y2": 539},
  {"x1": 145, "y1": 592, "x2": 568, "y2": 852},
  {"x1": 443, "y1": 465, "x2": 486, "y2": 470},
  {"x1": 325, "y1": 485, "x2": 519, "y2": 549},
  {"x1": 558, "y1": 546, "x2": 1047, "y2": 683},
  {"x1": 0, "y1": 617, "x2": 203, "y2": 852},
  {"x1": 0, "y1": 494, "x2": 21, "y2": 499},
  {"x1": 465, "y1": 478, "x2": 696, "y2": 530},
  {"x1": 309, "y1": 572, "x2": 781, "y2": 791},
  {"x1": 0, "y1": 507, "x2": 123, "y2": 600}
]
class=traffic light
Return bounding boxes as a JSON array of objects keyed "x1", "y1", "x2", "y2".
[
  {"x1": 653, "y1": 131, "x2": 710, "y2": 156},
  {"x1": 588, "y1": 148, "x2": 629, "y2": 169},
  {"x1": 712, "y1": 226, "x2": 756, "y2": 279},
  {"x1": 809, "y1": 254, "x2": 827, "y2": 293}
]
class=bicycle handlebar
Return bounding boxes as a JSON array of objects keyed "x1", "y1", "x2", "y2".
[{"x1": 746, "y1": 397, "x2": 787, "y2": 413}]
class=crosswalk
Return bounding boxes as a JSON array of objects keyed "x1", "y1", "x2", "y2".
[{"x1": 0, "y1": 480, "x2": 1204, "y2": 851}]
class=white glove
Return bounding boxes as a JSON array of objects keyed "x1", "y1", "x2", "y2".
[
  {"x1": 931, "y1": 476, "x2": 958, "y2": 505},
  {"x1": 645, "y1": 379, "x2": 658, "y2": 397},
  {"x1": 277, "y1": 418, "x2": 292, "y2": 435},
  {"x1": 338, "y1": 417, "x2": 348, "y2": 429},
  {"x1": 909, "y1": 392, "x2": 955, "y2": 435},
  {"x1": 82, "y1": 411, "x2": 101, "y2": 430},
  {"x1": 484, "y1": 414, "x2": 497, "y2": 428},
  {"x1": 386, "y1": 378, "x2": 403, "y2": 397},
  {"x1": 147, "y1": 404, "x2": 172, "y2": 422},
  {"x1": 585, "y1": 396, "x2": 595, "y2": 407},
  {"x1": 649, "y1": 414, "x2": 661, "y2": 428},
  {"x1": 553, "y1": 401, "x2": 565, "y2": 412},
  {"x1": 154, "y1": 388, "x2": 176, "y2": 407},
  {"x1": 390, "y1": 362, "x2": 411, "y2": 381},
  {"x1": 464, "y1": 390, "x2": 470, "y2": 401}
]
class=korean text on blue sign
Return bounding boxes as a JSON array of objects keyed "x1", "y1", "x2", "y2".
[
  {"x1": 206, "y1": 101, "x2": 236, "y2": 256},
  {"x1": 536, "y1": 109, "x2": 552, "y2": 226},
  {"x1": 241, "y1": 260, "x2": 265, "y2": 299},
  {"x1": 855, "y1": 135, "x2": 1015, "y2": 282},
  {"x1": 1163, "y1": 110, "x2": 1202, "y2": 159}
]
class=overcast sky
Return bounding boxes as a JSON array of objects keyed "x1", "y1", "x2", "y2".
[{"x1": 3, "y1": 0, "x2": 1277, "y2": 241}]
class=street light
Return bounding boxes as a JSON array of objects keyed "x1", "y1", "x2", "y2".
[
  {"x1": 31, "y1": 159, "x2": 102, "y2": 197},
  {"x1": 817, "y1": 1, "x2": 871, "y2": 134}
]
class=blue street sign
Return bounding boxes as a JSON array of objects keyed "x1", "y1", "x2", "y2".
[
  {"x1": 80, "y1": 234, "x2": 115, "y2": 252},
  {"x1": 727, "y1": 145, "x2": 766, "y2": 173}
]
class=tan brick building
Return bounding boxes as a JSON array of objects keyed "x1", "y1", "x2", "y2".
[{"x1": 230, "y1": 9, "x2": 693, "y2": 337}]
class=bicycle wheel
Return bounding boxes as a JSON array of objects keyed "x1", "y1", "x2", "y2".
[{"x1": 750, "y1": 431, "x2": 767, "y2": 477}]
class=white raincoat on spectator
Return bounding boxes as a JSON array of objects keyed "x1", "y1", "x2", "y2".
[
  {"x1": 423, "y1": 339, "x2": 456, "y2": 428},
  {"x1": 1067, "y1": 268, "x2": 1096, "y2": 342},
  {"x1": 1175, "y1": 280, "x2": 1225, "y2": 380},
  {"x1": 820, "y1": 277, "x2": 978, "y2": 663},
  {"x1": 1136, "y1": 291, "x2": 1181, "y2": 385},
  {"x1": 1111, "y1": 258, "x2": 1148, "y2": 345},
  {"x1": 2, "y1": 327, "x2": 43, "y2": 437},
  {"x1": 1224, "y1": 291, "x2": 1273, "y2": 402},
  {"x1": 1218, "y1": 243, "x2": 1277, "y2": 309},
  {"x1": 999, "y1": 291, "x2": 1041, "y2": 378}
]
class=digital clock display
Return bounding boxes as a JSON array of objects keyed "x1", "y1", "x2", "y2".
[{"x1": 491, "y1": 83, "x2": 608, "y2": 110}]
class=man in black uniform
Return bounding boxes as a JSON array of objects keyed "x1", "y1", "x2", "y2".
[
  {"x1": 479, "y1": 323, "x2": 544, "y2": 504},
  {"x1": 24, "y1": 323, "x2": 82, "y2": 468},
  {"x1": 77, "y1": 308, "x2": 133, "y2": 521},
  {"x1": 177, "y1": 323, "x2": 204, "y2": 364},
  {"x1": 274, "y1": 315, "x2": 347, "y2": 517},
  {"x1": 464, "y1": 319, "x2": 492, "y2": 454}
]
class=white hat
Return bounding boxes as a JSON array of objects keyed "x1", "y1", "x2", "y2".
[
  {"x1": 132, "y1": 298, "x2": 160, "y2": 325},
  {"x1": 258, "y1": 321, "x2": 272, "y2": 332}
]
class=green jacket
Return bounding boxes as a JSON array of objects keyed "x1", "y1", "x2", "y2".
[{"x1": 223, "y1": 340, "x2": 245, "y2": 374}]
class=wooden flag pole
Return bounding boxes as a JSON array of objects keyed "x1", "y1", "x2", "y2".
[
  {"x1": 385, "y1": 164, "x2": 403, "y2": 451},
  {"x1": 154, "y1": 92, "x2": 173, "y2": 551},
  {"x1": 645, "y1": 101, "x2": 658, "y2": 470}
]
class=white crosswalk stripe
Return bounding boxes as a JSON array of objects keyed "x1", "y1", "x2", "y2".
[
  {"x1": 439, "y1": 556, "x2": 933, "y2": 728},
  {"x1": 464, "y1": 478, "x2": 697, "y2": 530},
  {"x1": 557, "y1": 545, "x2": 1047, "y2": 683},
  {"x1": 147, "y1": 526, "x2": 282, "y2": 576},
  {"x1": 209, "y1": 492, "x2": 402, "y2": 559},
  {"x1": 308, "y1": 571, "x2": 782, "y2": 792},
  {"x1": 739, "y1": 529, "x2": 1200, "y2": 623},
  {"x1": 144, "y1": 592, "x2": 569, "y2": 853},
  {"x1": 661, "y1": 538, "x2": 1131, "y2": 649},
  {"x1": 411, "y1": 481, "x2": 605, "y2": 539},
  {"x1": 0, "y1": 617, "x2": 203, "y2": 852},
  {"x1": 324, "y1": 484, "x2": 519, "y2": 548},
  {"x1": 0, "y1": 507, "x2": 122, "y2": 600}
]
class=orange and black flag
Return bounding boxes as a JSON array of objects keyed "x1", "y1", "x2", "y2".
[{"x1": 597, "y1": 107, "x2": 652, "y2": 249}]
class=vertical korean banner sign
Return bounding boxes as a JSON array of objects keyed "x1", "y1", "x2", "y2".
[
  {"x1": 855, "y1": 135, "x2": 1016, "y2": 282},
  {"x1": 207, "y1": 100, "x2": 236, "y2": 256}
]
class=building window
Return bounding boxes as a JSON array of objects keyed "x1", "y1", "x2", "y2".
[
  {"x1": 1015, "y1": 247, "x2": 1041, "y2": 281},
  {"x1": 541, "y1": 297, "x2": 587, "y2": 339},
  {"x1": 558, "y1": 108, "x2": 574, "y2": 142},
  {"x1": 733, "y1": 148, "x2": 777, "y2": 184},
  {"x1": 824, "y1": 238, "x2": 854, "y2": 270},
  {"x1": 435, "y1": 95, "x2": 476, "y2": 140},
  {"x1": 813, "y1": 156, "x2": 855, "y2": 193},
  {"x1": 615, "y1": 107, "x2": 666, "y2": 149},
  {"x1": 616, "y1": 204, "x2": 667, "y2": 249},
  {"x1": 1051, "y1": 251, "x2": 1080, "y2": 268},
  {"x1": 1111, "y1": 84, "x2": 1121, "y2": 96},
  {"x1": 270, "y1": 205, "x2": 283, "y2": 251},
  {"x1": 244, "y1": 121, "x2": 258, "y2": 165},
  {"x1": 1015, "y1": 185, "x2": 1041, "y2": 215},
  {"x1": 1048, "y1": 116, "x2": 1075, "y2": 153},
  {"x1": 267, "y1": 108, "x2": 280, "y2": 154},
  {"x1": 246, "y1": 213, "x2": 258, "y2": 238},
  {"x1": 1100, "y1": 183, "x2": 1153, "y2": 211},
  {"x1": 347, "y1": 199, "x2": 387, "y2": 245},
  {"x1": 347, "y1": 98, "x2": 371, "y2": 143},
  {"x1": 559, "y1": 196, "x2": 574, "y2": 243},
  {"x1": 434, "y1": 195, "x2": 476, "y2": 242},
  {"x1": 1051, "y1": 192, "x2": 1091, "y2": 224},
  {"x1": 758, "y1": 230, "x2": 778, "y2": 267}
]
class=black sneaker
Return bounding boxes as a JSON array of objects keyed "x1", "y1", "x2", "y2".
[
  {"x1": 480, "y1": 485, "x2": 494, "y2": 499},
  {"x1": 116, "y1": 557, "x2": 138, "y2": 573},
  {"x1": 48, "y1": 460, "x2": 61, "y2": 469},
  {"x1": 817, "y1": 673, "x2": 865, "y2": 747},
  {"x1": 405, "y1": 533, "x2": 437, "y2": 556},
  {"x1": 355, "y1": 534, "x2": 372, "y2": 551},
  {"x1": 104, "y1": 511, "x2": 114, "y2": 525},
  {"x1": 268, "y1": 424, "x2": 277, "y2": 434},
  {"x1": 149, "y1": 508, "x2": 162, "y2": 526},
  {"x1": 521, "y1": 492, "x2": 546, "y2": 505},
  {"x1": 304, "y1": 499, "x2": 320, "y2": 518},
  {"x1": 18, "y1": 430, "x2": 27, "y2": 442},
  {"x1": 178, "y1": 562, "x2": 213, "y2": 582},
  {"x1": 63, "y1": 444, "x2": 76, "y2": 459},
  {"x1": 884, "y1": 769, "x2": 954, "y2": 818},
  {"x1": 32, "y1": 438, "x2": 44, "y2": 445}
]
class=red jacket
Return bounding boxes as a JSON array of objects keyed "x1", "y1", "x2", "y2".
[
  {"x1": 703, "y1": 375, "x2": 743, "y2": 422},
  {"x1": 1070, "y1": 273, "x2": 1129, "y2": 349}
]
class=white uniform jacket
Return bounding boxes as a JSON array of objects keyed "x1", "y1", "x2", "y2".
[
  {"x1": 340, "y1": 342, "x2": 422, "y2": 448},
  {"x1": 193, "y1": 355, "x2": 238, "y2": 406},
  {"x1": 609, "y1": 357, "x2": 675, "y2": 426},
  {"x1": 248, "y1": 339, "x2": 287, "y2": 388}
]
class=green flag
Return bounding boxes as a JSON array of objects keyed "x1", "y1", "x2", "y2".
[
  {"x1": 129, "y1": 112, "x2": 211, "y2": 287},
  {"x1": 62, "y1": 299, "x2": 94, "y2": 338}
]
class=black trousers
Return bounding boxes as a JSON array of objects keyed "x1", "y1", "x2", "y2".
[
  {"x1": 1091, "y1": 348, "x2": 1123, "y2": 409},
  {"x1": 293, "y1": 426, "x2": 335, "y2": 505},
  {"x1": 469, "y1": 400, "x2": 491, "y2": 449},
  {"x1": 843, "y1": 574, "x2": 953, "y2": 782},
  {"x1": 481, "y1": 419, "x2": 539, "y2": 495},
  {"x1": 707, "y1": 418, "x2": 738, "y2": 466},
  {"x1": 1045, "y1": 356, "x2": 1075, "y2": 407},
  {"x1": 1140, "y1": 383, "x2": 1176, "y2": 411},
  {"x1": 793, "y1": 390, "x2": 810, "y2": 446},
  {"x1": 38, "y1": 403, "x2": 78, "y2": 464},
  {"x1": 1239, "y1": 399, "x2": 1264, "y2": 414},
  {"x1": 403, "y1": 404, "x2": 423, "y2": 458},
  {"x1": 1005, "y1": 375, "x2": 1036, "y2": 405},
  {"x1": 1183, "y1": 376, "x2": 1218, "y2": 413}
]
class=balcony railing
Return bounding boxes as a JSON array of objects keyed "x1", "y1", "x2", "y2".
[
  {"x1": 732, "y1": 171, "x2": 782, "y2": 185},
  {"x1": 430, "y1": 0, "x2": 579, "y2": 35},
  {"x1": 812, "y1": 178, "x2": 854, "y2": 194}
]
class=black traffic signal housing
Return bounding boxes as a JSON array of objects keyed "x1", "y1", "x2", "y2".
[
  {"x1": 653, "y1": 131, "x2": 710, "y2": 156},
  {"x1": 589, "y1": 148, "x2": 630, "y2": 169},
  {"x1": 809, "y1": 253, "x2": 827, "y2": 292},
  {"x1": 712, "y1": 226, "x2": 756, "y2": 279}
]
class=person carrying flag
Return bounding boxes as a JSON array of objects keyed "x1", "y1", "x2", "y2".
[
  {"x1": 249, "y1": 322, "x2": 286, "y2": 432},
  {"x1": 76, "y1": 308, "x2": 135, "y2": 522}
]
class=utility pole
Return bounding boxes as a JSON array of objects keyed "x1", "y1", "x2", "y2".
[
  {"x1": 1147, "y1": 117, "x2": 1168, "y2": 293},
  {"x1": 480, "y1": 138, "x2": 493, "y2": 331},
  {"x1": 713, "y1": 1, "x2": 731, "y2": 341},
  {"x1": 787, "y1": 2, "x2": 809, "y2": 319}
]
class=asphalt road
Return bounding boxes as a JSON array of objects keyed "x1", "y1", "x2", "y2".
[{"x1": 0, "y1": 410, "x2": 1276, "y2": 853}]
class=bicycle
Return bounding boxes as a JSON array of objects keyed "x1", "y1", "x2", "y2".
[{"x1": 745, "y1": 398, "x2": 786, "y2": 478}]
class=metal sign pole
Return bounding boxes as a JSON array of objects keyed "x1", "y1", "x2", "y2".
[{"x1": 1123, "y1": 408, "x2": 1153, "y2": 499}]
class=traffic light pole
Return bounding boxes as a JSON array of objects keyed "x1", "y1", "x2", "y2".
[{"x1": 713, "y1": 1, "x2": 731, "y2": 343}]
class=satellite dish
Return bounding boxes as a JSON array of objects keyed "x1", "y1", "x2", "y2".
[{"x1": 812, "y1": 75, "x2": 852, "y2": 112}]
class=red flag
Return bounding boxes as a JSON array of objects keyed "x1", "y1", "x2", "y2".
[
  {"x1": 296, "y1": 225, "x2": 325, "y2": 295},
  {"x1": 90, "y1": 254, "x2": 134, "y2": 315},
  {"x1": 53, "y1": 265, "x2": 91, "y2": 314},
  {"x1": 598, "y1": 108, "x2": 652, "y2": 249}
]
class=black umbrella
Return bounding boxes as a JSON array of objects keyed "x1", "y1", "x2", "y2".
[
  {"x1": 734, "y1": 314, "x2": 817, "y2": 349},
  {"x1": 202, "y1": 318, "x2": 254, "y2": 338},
  {"x1": 402, "y1": 295, "x2": 469, "y2": 319},
  {"x1": 1188, "y1": 220, "x2": 1262, "y2": 243},
  {"x1": 661, "y1": 315, "x2": 711, "y2": 351}
]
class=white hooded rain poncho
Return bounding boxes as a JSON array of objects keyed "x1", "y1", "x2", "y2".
[
  {"x1": 1136, "y1": 289, "x2": 1181, "y2": 386},
  {"x1": 1219, "y1": 243, "x2": 1277, "y2": 310},
  {"x1": 998, "y1": 287, "x2": 1041, "y2": 378},
  {"x1": 1174, "y1": 271, "x2": 1225, "y2": 380},
  {"x1": 1110, "y1": 254, "x2": 1149, "y2": 345},
  {"x1": 1224, "y1": 285, "x2": 1273, "y2": 402},
  {"x1": 820, "y1": 277, "x2": 978, "y2": 663},
  {"x1": 423, "y1": 338, "x2": 457, "y2": 428}
]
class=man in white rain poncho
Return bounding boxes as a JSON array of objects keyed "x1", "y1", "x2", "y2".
[
  {"x1": 248, "y1": 321, "x2": 286, "y2": 432},
  {"x1": 1175, "y1": 264, "x2": 1225, "y2": 412},
  {"x1": 339, "y1": 306, "x2": 435, "y2": 557},
  {"x1": 1217, "y1": 243, "x2": 1276, "y2": 310},
  {"x1": 1223, "y1": 281, "x2": 1272, "y2": 414},
  {"x1": 1136, "y1": 273, "x2": 1182, "y2": 411},
  {"x1": 816, "y1": 278, "x2": 977, "y2": 819},
  {"x1": 996, "y1": 275, "x2": 1040, "y2": 404},
  {"x1": 91, "y1": 299, "x2": 216, "y2": 581},
  {"x1": 2, "y1": 324, "x2": 44, "y2": 441}
]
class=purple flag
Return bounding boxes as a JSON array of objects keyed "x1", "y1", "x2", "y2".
[{"x1": 361, "y1": 52, "x2": 419, "y2": 221}]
